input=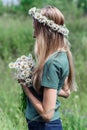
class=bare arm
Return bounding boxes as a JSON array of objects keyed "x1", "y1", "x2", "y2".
[
  {"x1": 22, "y1": 85, "x2": 57, "y2": 122},
  {"x1": 58, "y1": 89, "x2": 70, "y2": 98},
  {"x1": 58, "y1": 77, "x2": 70, "y2": 98}
]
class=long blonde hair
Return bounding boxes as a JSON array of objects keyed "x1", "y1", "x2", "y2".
[{"x1": 32, "y1": 6, "x2": 75, "y2": 92}]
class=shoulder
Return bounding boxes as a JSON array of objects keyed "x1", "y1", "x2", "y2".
[
  {"x1": 44, "y1": 57, "x2": 62, "y2": 71},
  {"x1": 44, "y1": 52, "x2": 69, "y2": 76},
  {"x1": 45, "y1": 52, "x2": 68, "y2": 68}
]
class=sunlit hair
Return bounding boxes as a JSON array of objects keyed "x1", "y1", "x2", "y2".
[{"x1": 32, "y1": 6, "x2": 75, "y2": 93}]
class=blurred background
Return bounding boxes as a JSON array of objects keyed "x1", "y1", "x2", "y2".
[{"x1": 0, "y1": 0, "x2": 87, "y2": 130}]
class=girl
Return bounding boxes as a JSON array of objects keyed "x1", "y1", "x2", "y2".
[{"x1": 20, "y1": 6, "x2": 75, "y2": 130}]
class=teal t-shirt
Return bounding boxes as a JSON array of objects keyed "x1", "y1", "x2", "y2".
[{"x1": 25, "y1": 51, "x2": 69, "y2": 121}]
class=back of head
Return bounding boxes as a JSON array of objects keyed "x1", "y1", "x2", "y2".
[{"x1": 41, "y1": 6, "x2": 64, "y2": 25}]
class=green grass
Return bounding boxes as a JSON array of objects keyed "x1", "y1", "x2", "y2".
[
  {"x1": 0, "y1": 59, "x2": 27, "y2": 129},
  {"x1": 60, "y1": 92, "x2": 87, "y2": 130},
  {"x1": 0, "y1": 14, "x2": 35, "y2": 60}
]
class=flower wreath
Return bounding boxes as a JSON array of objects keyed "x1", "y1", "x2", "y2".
[{"x1": 29, "y1": 7, "x2": 69, "y2": 37}]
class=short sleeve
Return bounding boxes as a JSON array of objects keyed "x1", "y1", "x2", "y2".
[{"x1": 41, "y1": 61, "x2": 61, "y2": 89}]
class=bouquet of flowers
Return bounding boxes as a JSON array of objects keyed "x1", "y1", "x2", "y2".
[
  {"x1": 9, "y1": 54, "x2": 35, "y2": 113},
  {"x1": 9, "y1": 54, "x2": 35, "y2": 87}
]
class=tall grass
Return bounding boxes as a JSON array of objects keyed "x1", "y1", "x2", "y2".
[
  {"x1": 0, "y1": 14, "x2": 35, "y2": 60},
  {"x1": 0, "y1": 59, "x2": 27, "y2": 129}
]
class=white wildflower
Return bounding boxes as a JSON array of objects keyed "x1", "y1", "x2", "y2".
[
  {"x1": 26, "y1": 78, "x2": 32, "y2": 83},
  {"x1": 29, "y1": 7, "x2": 36, "y2": 15},
  {"x1": 51, "y1": 24, "x2": 59, "y2": 31},
  {"x1": 47, "y1": 20, "x2": 54, "y2": 27},
  {"x1": 9, "y1": 62, "x2": 15, "y2": 68},
  {"x1": 21, "y1": 55, "x2": 27, "y2": 60},
  {"x1": 34, "y1": 13, "x2": 41, "y2": 20}
]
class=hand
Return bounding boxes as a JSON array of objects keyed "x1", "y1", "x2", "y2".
[
  {"x1": 18, "y1": 79, "x2": 26, "y2": 86},
  {"x1": 18, "y1": 79, "x2": 29, "y2": 96},
  {"x1": 22, "y1": 84, "x2": 29, "y2": 97},
  {"x1": 58, "y1": 77, "x2": 70, "y2": 98}
]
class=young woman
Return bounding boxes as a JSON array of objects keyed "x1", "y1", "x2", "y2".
[{"x1": 20, "y1": 6, "x2": 75, "y2": 130}]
